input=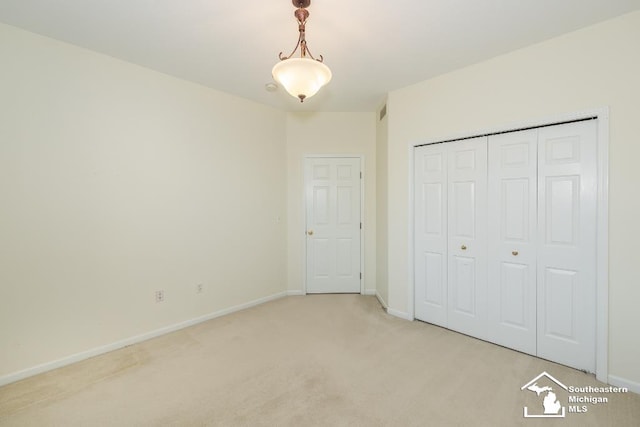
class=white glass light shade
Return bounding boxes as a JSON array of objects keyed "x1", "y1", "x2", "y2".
[{"x1": 272, "y1": 57, "x2": 332, "y2": 101}]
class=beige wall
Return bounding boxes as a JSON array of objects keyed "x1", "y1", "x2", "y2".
[
  {"x1": 384, "y1": 11, "x2": 640, "y2": 387},
  {"x1": 0, "y1": 24, "x2": 287, "y2": 379},
  {"x1": 286, "y1": 112, "x2": 376, "y2": 294},
  {"x1": 375, "y1": 104, "x2": 389, "y2": 307}
]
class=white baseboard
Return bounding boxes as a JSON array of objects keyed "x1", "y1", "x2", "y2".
[
  {"x1": 375, "y1": 291, "x2": 388, "y2": 309},
  {"x1": 387, "y1": 308, "x2": 413, "y2": 321},
  {"x1": 608, "y1": 375, "x2": 640, "y2": 394},
  {"x1": 0, "y1": 291, "x2": 288, "y2": 387},
  {"x1": 363, "y1": 289, "x2": 376, "y2": 296},
  {"x1": 286, "y1": 290, "x2": 305, "y2": 296}
]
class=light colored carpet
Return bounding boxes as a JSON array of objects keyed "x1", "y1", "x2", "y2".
[{"x1": 1, "y1": 295, "x2": 639, "y2": 426}]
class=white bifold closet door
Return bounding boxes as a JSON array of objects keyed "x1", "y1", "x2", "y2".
[
  {"x1": 414, "y1": 137, "x2": 488, "y2": 337},
  {"x1": 447, "y1": 138, "x2": 488, "y2": 339},
  {"x1": 414, "y1": 143, "x2": 448, "y2": 326},
  {"x1": 487, "y1": 129, "x2": 538, "y2": 355},
  {"x1": 414, "y1": 119, "x2": 597, "y2": 373},
  {"x1": 536, "y1": 121, "x2": 597, "y2": 372}
]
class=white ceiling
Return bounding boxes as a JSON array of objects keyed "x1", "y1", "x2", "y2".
[{"x1": 1, "y1": 1, "x2": 639, "y2": 112}]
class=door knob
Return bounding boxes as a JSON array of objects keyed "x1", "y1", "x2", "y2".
[
  {"x1": 512, "y1": 250, "x2": 519, "y2": 256},
  {"x1": 307, "y1": 230, "x2": 314, "y2": 236},
  {"x1": 461, "y1": 245, "x2": 467, "y2": 250}
]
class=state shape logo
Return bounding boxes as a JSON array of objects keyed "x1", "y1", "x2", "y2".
[{"x1": 521, "y1": 371, "x2": 568, "y2": 418}]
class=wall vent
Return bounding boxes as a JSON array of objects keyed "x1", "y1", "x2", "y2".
[{"x1": 379, "y1": 104, "x2": 387, "y2": 121}]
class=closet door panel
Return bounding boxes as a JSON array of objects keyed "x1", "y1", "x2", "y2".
[
  {"x1": 487, "y1": 130, "x2": 537, "y2": 355},
  {"x1": 537, "y1": 120, "x2": 597, "y2": 372},
  {"x1": 447, "y1": 137, "x2": 488, "y2": 339},
  {"x1": 414, "y1": 144, "x2": 448, "y2": 326}
]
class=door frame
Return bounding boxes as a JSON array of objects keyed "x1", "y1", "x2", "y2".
[
  {"x1": 302, "y1": 154, "x2": 365, "y2": 295},
  {"x1": 407, "y1": 107, "x2": 609, "y2": 383}
]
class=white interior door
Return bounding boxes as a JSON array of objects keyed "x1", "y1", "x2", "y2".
[
  {"x1": 414, "y1": 143, "x2": 448, "y2": 326},
  {"x1": 305, "y1": 157, "x2": 361, "y2": 294},
  {"x1": 487, "y1": 130, "x2": 538, "y2": 355},
  {"x1": 447, "y1": 138, "x2": 488, "y2": 339},
  {"x1": 537, "y1": 120, "x2": 597, "y2": 372}
]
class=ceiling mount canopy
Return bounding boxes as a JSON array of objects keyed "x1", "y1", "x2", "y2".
[{"x1": 272, "y1": 0, "x2": 332, "y2": 103}]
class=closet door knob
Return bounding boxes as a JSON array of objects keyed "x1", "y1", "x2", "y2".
[
  {"x1": 512, "y1": 250, "x2": 519, "y2": 256},
  {"x1": 307, "y1": 230, "x2": 314, "y2": 236},
  {"x1": 461, "y1": 245, "x2": 467, "y2": 250}
]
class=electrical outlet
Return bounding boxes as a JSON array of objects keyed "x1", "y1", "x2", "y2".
[
  {"x1": 196, "y1": 283, "x2": 204, "y2": 294},
  {"x1": 155, "y1": 290, "x2": 164, "y2": 303}
]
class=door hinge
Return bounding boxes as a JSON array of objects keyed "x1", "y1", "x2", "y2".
[
  {"x1": 360, "y1": 172, "x2": 362, "y2": 179},
  {"x1": 360, "y1": 273, "x2": 362, "y2": 279},
  {"x1": 360, "y1": 222, "x2": 362, "y2": 229}
]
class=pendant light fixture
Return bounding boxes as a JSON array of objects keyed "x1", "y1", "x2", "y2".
[{"x1": 272, "y1": 0, "x2": 332, "y2": 103}]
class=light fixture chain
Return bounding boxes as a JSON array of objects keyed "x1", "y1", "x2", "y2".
[{"x1": 277, "y1": 2, "x2": 323, "y2": 62}]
